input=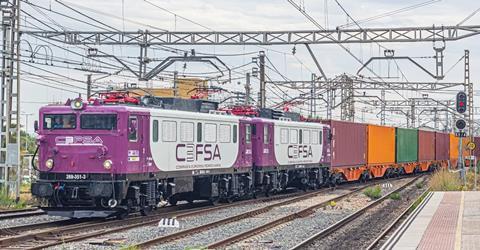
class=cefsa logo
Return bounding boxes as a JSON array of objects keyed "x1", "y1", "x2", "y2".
[
  {"x1": 176, "y1": 144, "x2": 221, "y2": 162},
  {"x1": 55, "y1": 136, "x2": 103, "y2": 146},
  {"x1": 288, "y1": 145, "x2": 313, "y2": 159}
]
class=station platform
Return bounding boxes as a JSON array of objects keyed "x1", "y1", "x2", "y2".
[{"x1": 389, "y1": 191, "x2": 480, "y2": 250}]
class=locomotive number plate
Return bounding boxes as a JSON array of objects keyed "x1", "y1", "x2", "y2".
[{"x1": 65, "y1": 174, "x2": 87, "y2": 180}]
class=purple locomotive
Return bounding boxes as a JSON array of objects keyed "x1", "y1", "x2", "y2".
[{"x1": 31, "y1": 96, "x2": 331, "y2": 218}]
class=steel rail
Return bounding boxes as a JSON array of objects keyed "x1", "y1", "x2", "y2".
[
  {"x1": 206, "y1": 184, "x2": 373, "y2": 249},
  {"x1": 1, "y1": 186, "x2": 341, "y2": 249},
  {"x1": 377, "y1": 191, "x2": 434, "y2": 250},
  {"x1": 289, "y1": 175, "x2": 424, "y2": 250},
  {"x1": 366, "y1": 189, "x2": 431, "y2": 250},
  {"x1": 0, "y1": 208, "x2": 45, "y2": 220},
  {"x1": 132, "y1": 186, "x2": 361, "y2": 249}
]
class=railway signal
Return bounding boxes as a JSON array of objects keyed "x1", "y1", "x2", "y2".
[
  {"x1": 456, "y1": 91, "x2": 467, "y2": 113},
  {"x1": 456, "y1": 119, "x2": 466, "y2": 130}
]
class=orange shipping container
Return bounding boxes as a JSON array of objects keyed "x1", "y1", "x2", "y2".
[
  {"x1": 367, "y1": 125, "x2": 396, "y2": 164},
  {"x1": 462, "y1": 137, "x2": 471, "y2": 157},
  {"x1": 449, "y1": 133, "x2": 459, "y2": 160}
]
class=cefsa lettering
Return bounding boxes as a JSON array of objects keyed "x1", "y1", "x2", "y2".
[
  {"x1": 176, "y1": 144, "x2": 221, "y2": 162},
  {"x1": 288, "y1": 145, "x2": 313, "y2": 159}
]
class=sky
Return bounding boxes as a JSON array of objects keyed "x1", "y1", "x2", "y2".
[{"x1": 15, "y1": 0, "x2": 480, "y2": 133}]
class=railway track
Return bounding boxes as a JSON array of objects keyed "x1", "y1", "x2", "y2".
[
  {"x1": 369, "y1": 190, "x2": 433, "y2": 250},
  {"x1": 0, "y1": 185, "x2": 352, "y2": 249},
  {"x1": 0, "y1": 201, "x2": 208, "y2": 238},
  {"x1": 133, "y1": 182, "x2": 378, "y2": 249},
  {"x1": 0, "y1": 208, "x2": 45, "y2": 220},
  {"x1": 289, "y1": 175, "x2": 425, "y2": 250}
]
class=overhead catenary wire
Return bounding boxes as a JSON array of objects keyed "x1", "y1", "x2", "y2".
[{"x1": 337, "y1": 0, "x2": 441, "y2": 29}]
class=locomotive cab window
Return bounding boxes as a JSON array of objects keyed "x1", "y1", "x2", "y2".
[
  {"x1": 81, "y1": 114, "x2": 117, "y2": 130},
  {"x1": 44, "y1": 114, "x2": 76, "y2": 129},
  {"x1": 128, "y1": 116, "x2": 138, "y2": 142}
]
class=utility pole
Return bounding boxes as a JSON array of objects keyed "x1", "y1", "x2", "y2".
[
  {"x1": 410, "y1": 100, "x2": 416, "y2": 128},
  {"x1": 381, "y1": 90, "x2": 386, "y2": 125},
  {"x1": 464, "y1": 49, "x2": 474, "y2": 185},
  {"x1": 258, "y1": 51, "x2": 266, "y2": 109},
  {"x1": 173, "y1": 71, "x2": 178, "y2": 97},
  {"x1": 310, "y1": 73, "x2": 317, "y2": 118},
  {"x1": 245, "y1": 73, "x2": 251, "y2": 106},
  {"x1": 1, "y1": 0, "x2": 21, "y2": 199},
  {"x1": 433, "y1": 107, "x2": 439, "y2": 130},
  {"x1": 86, "y1": 74, "x2": 92, "y2": 99}
]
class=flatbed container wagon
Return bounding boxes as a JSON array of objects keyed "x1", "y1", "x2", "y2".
[
  {"x1": 435, "y1": 132, "x2": 450, "y2": 161},
  {"x1": 396, "y1": 128, "x2": 418, "y2": 174},
  {"x1": 418, "y1": 130, "x2": 435, "y2": 171},
  {"x1": 473, "y1": 137, "x2": 480, "y2": 161},
  {"x1": 322, "y1": 120, "x2": 367, "y2": 182},
  {"x1": 367, "y1": 124, "x2": 395, "y2": 178},
  {"x1": 450, "y1": 133, "x2": 460, "y2": 168}
]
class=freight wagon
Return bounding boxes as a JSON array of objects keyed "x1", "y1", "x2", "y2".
[{"x1": 317, "y1": 122, "x2": 448, "y2": 183}]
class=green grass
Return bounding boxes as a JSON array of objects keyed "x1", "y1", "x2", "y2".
[
  {"x1": 415, "y1": 182, "x2": 424, "y2": 189},
  {"x1": 389, "y1": 192, "x2": 401, "y2": 200},
  {"x1": 0, "y1": 187, "x2": 27, "y2": 209},
  {"x1": 409, "y1": 190, "x2": 430, "y2": 213},
  {"x1": 363, "y1": 185, "x2": 382, "y2": 200},
  {"x1": 429, "y1": 169, "x2": 462, "y2": 191}
]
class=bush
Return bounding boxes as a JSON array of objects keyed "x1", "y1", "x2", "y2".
[
  {"x1": 465, "y1": 171, "x2": 480, "y2": 191},
  {"x1": 389, "y1": 192, "x2": 401, "y2": 200},
  {"x1": 0, "y1": 188, "x2": 26, "y2": 209},
  {"x1": 363, "y1": 185, "x2": 382, "y2": 200},
  {"x1": 416, "y1": 182, "x2": 424, "y2": 189},
  {"x1": 429, "y1": 169, "x2": 462, "y2": 191}
]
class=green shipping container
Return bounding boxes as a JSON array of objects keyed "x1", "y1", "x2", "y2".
[{"x1": 396, "y1": 128, "x2": 418, "y2": 163}]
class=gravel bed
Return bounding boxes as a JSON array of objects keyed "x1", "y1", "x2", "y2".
[
  {"x1": 46, "y1": 195, "x2": 307, "y2": 250},
  {"x1": 0, "y1": 214, "x2": 65, "y2": 229},
  {"x1": 227, "y1": 177, "x2": 422, "y2": 250},
  {"x1": 232, "y1": 209, "x2": 351, "y2": 250},
  {"x1": 306, "y1": 177, "x2": 428, "y2": 249},
  {"x1": 45, "y1": 179, "x2": 416, "y2": 250}
]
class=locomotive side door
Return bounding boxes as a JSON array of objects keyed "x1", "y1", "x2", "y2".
[
  {"x1": 127, "y1": 114, "x2": 145, "y2": 172},
  {"x1": 239, "y1": 120, "x2": 253, "y2": 168}
]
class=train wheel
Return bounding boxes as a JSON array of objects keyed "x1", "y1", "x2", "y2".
[
  {"x1": 209, "y1": 197, "x2": 219, "y2": 205},
  {"x1": 140, "y1": 206, "x2": 152, "y2": 216},
  {"x1": 168, "y1": 196, "x2": 178, "y2": 206},
  {"x1": 116, "y1": 210, "x2": 129, "y2": 220}
]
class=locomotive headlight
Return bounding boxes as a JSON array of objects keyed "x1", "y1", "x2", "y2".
[
  {"x1": 103, "y1": 160, "x2": 113, "y2": 170},
  {"x1": 45, "y1": 159, "x2": 54, "y2": 169},
  {"x1": 70, "y1": 98, "x2": 84, "y2": 110}
]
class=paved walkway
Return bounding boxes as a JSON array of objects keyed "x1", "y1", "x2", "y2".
[{"x1": 392, "y1": 191, "x2": 480, "y2": 250}]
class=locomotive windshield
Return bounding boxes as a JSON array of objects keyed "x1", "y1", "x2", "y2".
[
  {"x1": 80, "y1": 114, "x2": 117, "y2": 130},
  {"x1": 44, "y1": 114, "x2": 76, "y2": 129}
]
